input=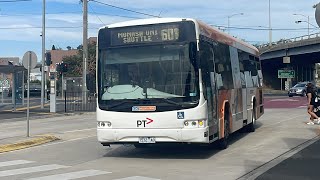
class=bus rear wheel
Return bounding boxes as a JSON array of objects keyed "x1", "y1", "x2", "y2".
[{"x1": 247, "y1": 105, "x2": 256, "y2": 133}]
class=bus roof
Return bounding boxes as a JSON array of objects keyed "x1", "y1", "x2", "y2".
[
  {"x1": 196, "y1": 21, "x2": 259, "y2": 56},
  {"x1": 103, "y1": 18, "x2": 259, "y2": 56}
]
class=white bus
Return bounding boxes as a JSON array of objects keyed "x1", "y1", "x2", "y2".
[{"x1": 97, "y1": 18, "x2": 264, "y2": 149}]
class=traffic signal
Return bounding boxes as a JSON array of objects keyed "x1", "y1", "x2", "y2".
[
  {"x1": 45, "y1": 52, "x2": 52, "y2": 66},
  {"x1": 56, "y1": 63, "x2": 61, "y2": 72},
  {"x1": 62, "y1": 63, "x2": 68, "y2": 72}
]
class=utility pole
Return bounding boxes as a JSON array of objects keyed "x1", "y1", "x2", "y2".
[
  {"x1": 269, "y1": 0, "x2": 272, "y2": 46},
  {"x1": 308, "y1": 16, "x2": 310, "y2": 36},
  {"x1": 41, "y1": 0, "x2": 46, "y2": 108},
  {"x1": 83, "y1": 0, "x2": 88, "y2": 104}
]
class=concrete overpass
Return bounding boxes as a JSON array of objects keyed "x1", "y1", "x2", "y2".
[{"x1": 258, "y1": 33, "x2": 320, "y2": 90}]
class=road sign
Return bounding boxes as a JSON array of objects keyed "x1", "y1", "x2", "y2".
[
  {"x1": 50, "y1": 65, "x2": 56, "y2": 72},
  {"x1": 22, "y1": 51, "x2": 37, "y2": 137},
  {"x1": 22, "y1": 51, "x2": 37, "y2": 70},
  {"x1": 278, "y1": 70, "x2": 295, "y2": 78},
  {"x1": 283, "y1": 56, "x2": 290, "y2": 64}
]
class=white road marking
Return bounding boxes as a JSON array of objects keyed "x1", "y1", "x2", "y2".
[
  {"x1": 0, "y1": 160, "x2": 34, "y2": 167},
  {"x1": 298, "y1": 106, "x2": 307, "y2": 108},
  {"x1": 62, "y1": 128, "x2": 96, "y2": 133},
  {"x1": 0, "y1": 164, "x2": 69, "y2": 177},
  {"x1": 115, "y1": 176, "x2": 161, "y2": 180},
  {"x1": 25, "y1": 169, "x2": 111, "y2": 180},
  {"x1": 270, "y1": 99, "x2": 299, "y2": 102}
]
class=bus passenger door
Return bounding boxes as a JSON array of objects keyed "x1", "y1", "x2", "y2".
[{"x1": 200, "y1": 41, "x2": 218, "y2": 140}]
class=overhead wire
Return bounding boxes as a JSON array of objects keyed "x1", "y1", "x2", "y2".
[
  {"x1": 0, "y1": 11, "x2": 140, "y2": 19},
  {"x1": 88, "y1": 3, "x2": 105, "y2": 25},
  {"x1": 0, "y1": 26, "x2": 84, "y2": 29},
  {"x1": 0, "y1": 0, "x2": 31, "y2": 2},
  {"x1": 90, "y1": 0, "x2": 160, "y2": 18},
  {"x1": 213, "y1": 24, "x2": 319, "y2": 31}
]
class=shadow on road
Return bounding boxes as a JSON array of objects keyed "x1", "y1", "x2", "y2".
[{"x1": 103, "y1": 124, "x2": 261, "y2": 159}]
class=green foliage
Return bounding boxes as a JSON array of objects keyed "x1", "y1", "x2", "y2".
[
  {"x1": 30, "y1": 79, "x2": 41, "y2": 84},
  {"x1": 61, "y1": 42, "x2": 96, "y2": 92},
  {"x1": 61, "y1": 55, "x2": 82, "y2": 77}
]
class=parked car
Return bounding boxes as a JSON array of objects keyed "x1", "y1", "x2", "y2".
[
  {"x1": 288, "y1": 82, "x2": 308, "y2": 97},
  {"x1": 0, "y1": 86, "x2": 9, "y2": 94}
]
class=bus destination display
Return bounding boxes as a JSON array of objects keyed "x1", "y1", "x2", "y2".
[{"x1": 110, "y1": 24, "x2": 180, "y2": 46}]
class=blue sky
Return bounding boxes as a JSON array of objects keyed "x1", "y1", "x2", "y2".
[{"x1": 0, "y1": 0, "x2": 320, "y2": 62}]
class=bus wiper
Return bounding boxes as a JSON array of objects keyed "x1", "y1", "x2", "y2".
[
  {"x1": 161, "y1": 98, "x2": 183, "y2": 107},
  {"x1": 107, "y1": 101, "x2": 129, "y2": 109},
  {"x1": 107, "y1": 100, "x2": 138, "y2": 109}
]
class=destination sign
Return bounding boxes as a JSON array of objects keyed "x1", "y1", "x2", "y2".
[{"x1": 110, "y1": 24, "x2": 180, "y2": 46}]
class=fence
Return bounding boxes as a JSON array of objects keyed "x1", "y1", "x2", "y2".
[
  {"x1": 258, "y1": 32, "x2": 320, "y2": 49},
  {"x1": 64, "y1": 91, "x2": 96, "y2": 112}
]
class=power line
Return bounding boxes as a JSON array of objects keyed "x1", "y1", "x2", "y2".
[
  {"x1": 0, "y1": 11, "x2": 141, "y2": 19},
  {"x1": 88, "y1": 3, "x2": 105, "y2": 25},
  {"x1": 89, "y1": 12, "x2": 141, "y2": 19},
  {"x1": 0, "y1": 26, "x2": 83, "y2": 29},
  {"x1": 90, "y1": 0, "x2": 160, "y2": 18},
  {"x1": 214, "y1": 25, "x2": 319, "y2": 31},
  {"x1": 0, "y1": 0, "x2": 31, "y2": 2}
]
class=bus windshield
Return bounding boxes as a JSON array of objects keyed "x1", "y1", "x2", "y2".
[{"x1": 98, "y1": 43, "x2": 199, "y2": 110}]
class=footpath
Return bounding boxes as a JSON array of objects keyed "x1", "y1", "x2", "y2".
[{"x1": 0, "y1": 103, "x2": 96, "y2": 153}]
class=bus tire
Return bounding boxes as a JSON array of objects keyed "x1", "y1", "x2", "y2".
[
  {"x1": 247, "y1": 104, "x2": 256, "y2": 133},
  {"x1": 218, "y1": 109, "x2": 230, "y2": 150}
]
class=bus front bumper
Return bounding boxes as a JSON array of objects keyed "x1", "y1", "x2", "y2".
[{"x1": 97, "y1": 127, "x2": 210, "y2": 144}]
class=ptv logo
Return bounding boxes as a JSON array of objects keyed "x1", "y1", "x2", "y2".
[{"x1": 137, "y1": 118, "x2": 154, "y2": 127}]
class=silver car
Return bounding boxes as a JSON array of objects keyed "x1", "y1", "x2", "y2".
[{"x1": 288, "y1": 82, "x2": 308, "y2": 97}]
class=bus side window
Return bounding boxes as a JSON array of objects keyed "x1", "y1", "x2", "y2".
[
  {"x1": 200, "y1": 41, "x2": 214, "y2": 99},
  {"x1": 214, "y1": 43, "x2": 233, "y2": 90},
  {"x1": 238, "y1": 50, "x2": 247, "y2": 88}
]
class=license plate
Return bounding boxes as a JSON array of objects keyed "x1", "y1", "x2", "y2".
[{"x1": 139, "y1": 137, "x2": 156, "y2": 144}]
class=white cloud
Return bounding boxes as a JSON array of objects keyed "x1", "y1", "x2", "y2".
[
  {"x1": 47, "y1": 14, "x2": 83, "y2": 24},
  {"x1": 2, "y1": 0, "x2": 320, "y2": 57}
]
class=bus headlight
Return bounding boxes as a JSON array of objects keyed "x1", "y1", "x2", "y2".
[
  {"x1": 97, "y1": 121, "x2": 112, "y2": 128},
  {"x1": 184, "y1": 120, "x2": 206, "y2": 128}
]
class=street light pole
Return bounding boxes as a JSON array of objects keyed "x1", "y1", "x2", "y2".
[
  {"x1": 41, "y1": 0, "x2": 45, "y2": 109},
  {"x1": 227, "y1": 13, "x2": 244, "y2": 34},
  {"x1": 293, "y1": 13, "x2": 310, "y2": 36},
  {"x1": 308, "y1": 15, "x2": 310, "y2": 36}
]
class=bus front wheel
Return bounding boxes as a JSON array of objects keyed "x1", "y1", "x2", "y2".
[{"x1": 218, "y1": 111, "x2": 230, "y2": 150}]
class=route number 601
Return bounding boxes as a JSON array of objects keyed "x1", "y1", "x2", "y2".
[{"x1": 161, "y1": 28, "x2": 179, "y2": 41}]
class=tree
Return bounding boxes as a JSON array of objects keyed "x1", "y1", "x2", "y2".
[
  {"x1": 77, "y1": 45, "x2": 83, "y2": 50},
  {"x1": 61, "y1": 42, "x2": 96, "y2": 93},
  {"x1": 66, "y1": 46, "x2": 72, "y2": 50},
  {"x1": 52, "y1": 45, "x2": 56, "y2": 50}
]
